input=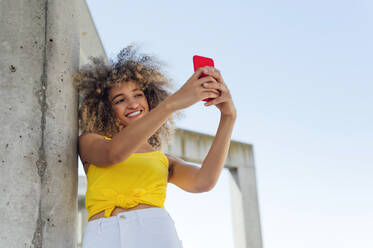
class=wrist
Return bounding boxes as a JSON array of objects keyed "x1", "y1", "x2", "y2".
[
  {"x1": 161, "y1": 95, "x2": 179, "y2": 113},
  {"x1": 221, "y1": 112, "x2": 237, "y2": 122}
]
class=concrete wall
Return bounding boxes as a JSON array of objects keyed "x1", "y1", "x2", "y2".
[
  {"x1": 77, "y1": 128, "x2": 263, "y2": 248},
  {"x1": 0, "y1": 0, "x2": 79, "y2": 247},
  {"x1": 77, "y1": 0, "x2": 108, "y2": 66},
  {"x1": 0, "y1": 0, "x2": 263, "y2": 247},
  {"x1": 165, "y1": 128, "x2": 263, "y2": 248}
]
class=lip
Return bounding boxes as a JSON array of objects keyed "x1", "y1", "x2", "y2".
[{"x1": 125, "y1": 110, "x2": 143, "y2": 118}]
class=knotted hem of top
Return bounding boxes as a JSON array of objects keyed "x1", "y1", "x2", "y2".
[{"x1": 87, "y1": 187, "x2": 165, "y2": 219}]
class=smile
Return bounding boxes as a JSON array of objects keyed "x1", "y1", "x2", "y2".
[{"x1": 126, "y1": 110, "x2": 142, "y2": 118}]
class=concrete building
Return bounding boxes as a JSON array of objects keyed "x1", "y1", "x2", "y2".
[
  {"x1": 1, "y1": 0, "x2": 79, "y2": 247},
  {"x1": 77, "y1": 128, "x2": 262, "y2": 248},
  {"x1": 0, "y1": 0, "x2": 262, "y2": 247}
]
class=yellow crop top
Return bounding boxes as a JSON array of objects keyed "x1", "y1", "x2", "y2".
[{"x1": 85, "y1": 136, "x2": 169, "y2": 220}]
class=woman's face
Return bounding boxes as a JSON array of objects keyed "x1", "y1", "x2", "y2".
[{"x1": 108, "y1": 81, "x2": 149, "y2": 128}]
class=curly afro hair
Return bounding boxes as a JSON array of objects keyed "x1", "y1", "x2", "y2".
[{"x1": 73, "y1": 44, "x2": 178, "y2": 150}]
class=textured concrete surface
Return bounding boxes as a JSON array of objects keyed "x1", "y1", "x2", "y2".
[
  {"x1": 165, "y1": 128, "x2": 263, "y2": 248},
  {"x1": 0, "y1": 0, "x2": 79, "y2": 247},
  {"x1": 77, "y1": 0, "x2": 108, "y2": 67}
]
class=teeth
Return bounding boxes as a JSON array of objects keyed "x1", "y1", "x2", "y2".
[{"x1": 127, "y1": 111, "x2": 141, "y2": 117}]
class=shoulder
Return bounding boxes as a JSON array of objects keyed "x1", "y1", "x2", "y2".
[
  {"x1": 79, "y1": 132, "x2": 109, "y2": 142},
  {"x1": 164, "y1": 153, "x2": 186, "y2": 169},
  {"x1": 78, "y1": 133, "x2": 109, "y2": 154},
  {"x1": 164, "y1": 153, "x2": 174, "y2": 165},
  {"x1": 164, "y1": 154, "x2": 175, "y2": 169},
  {"x1": 79, "y1": 132, "x2": 102, "y2": 139}
]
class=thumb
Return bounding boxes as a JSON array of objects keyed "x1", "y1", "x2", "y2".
[{"x1": 190, "y1": 67, "x2": 208, "y2": 81}]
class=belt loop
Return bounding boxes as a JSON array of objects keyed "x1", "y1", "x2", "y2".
[
  {"x1": 135, "y1": 210, "x2": 144, "y2": 225},
  {"x1": 98, "y1": 218, "x2": 103, "y2": 234}
]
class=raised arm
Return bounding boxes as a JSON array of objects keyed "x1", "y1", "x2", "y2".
[
  {"x1": 102, "y1": 67, "x2": 221, "y2": 164},
  {"x1": 194, "y1": 67, "x2": 237, "y2": 190}
]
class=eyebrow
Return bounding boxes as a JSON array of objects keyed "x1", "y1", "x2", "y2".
[{"x1": 111, "y1": 88, "x2": 141, "y2": 103}]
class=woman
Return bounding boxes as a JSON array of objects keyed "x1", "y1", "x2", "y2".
[{"x1": 74, "y1": 45, "x2": 236, "y2": 248}]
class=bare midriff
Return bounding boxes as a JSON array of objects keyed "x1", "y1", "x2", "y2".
[{"x1": 88, "y1": 203, "x2": 158, "y2": 222}]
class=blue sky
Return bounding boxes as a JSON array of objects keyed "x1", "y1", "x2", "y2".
[{"x1": 79, "y1": 1, "x2": 373, "y2": 247}]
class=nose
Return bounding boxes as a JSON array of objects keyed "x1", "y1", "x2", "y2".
[{"x1": 127, "y1": 98, "x2": 139, "y2": 109}]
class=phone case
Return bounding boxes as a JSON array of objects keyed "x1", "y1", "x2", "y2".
[
  {"x1": 193, "y1": 55, "x2": 215, "y2": 78},
  {"x1": 193, "y1": 55, "x2": 215, "y2": 101}
]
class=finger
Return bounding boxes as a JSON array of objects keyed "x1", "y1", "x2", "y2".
[
  {"x1": 202, "y1": 81, "x2": 224, "y2": 92},
  {"x1": 202, "y1": 82, "x2": 226, "y2": 98},
  {"x1": 204, "y1": 88, "x2": 220, "y2": 96},
  {"x1": 198, "y1": 76, "x2": 218, "y2": 85},
  {"x1": 208, "y1": 82, "x2": 229, "y2": 93},
  {"x1": 191, "y1": 67, "x2": 210, "y2": 81},
  {"x1": 204, "y1": 67, "x2": 224, "y2": 84},
  {"x1": 204, "y1": 96, "x2": 226, "y2": 106},
  {"x1": 202, "y1": 89, "x2": 220, "y2": 96},
  {"x1": 201, "y1": 90, "x2": 220, "y2": 99}
]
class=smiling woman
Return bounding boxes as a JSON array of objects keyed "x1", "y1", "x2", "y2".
[
  {"x1": 73, "y1": 45, "x2": 175, "y2": 149},
  {"x1": 109, "y1": 81, "x2": 150, "y2": 128},
  {"x1": 72, "y1": 44, "x2": 236, "y2": 248}
]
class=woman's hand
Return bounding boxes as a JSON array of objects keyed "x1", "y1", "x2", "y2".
[
  {"x1": 168, "y1": 67, "x2": 221, "y2": 111},
  {"x1": 202, "y1": 67, "x2": 236, "y2": 119}
]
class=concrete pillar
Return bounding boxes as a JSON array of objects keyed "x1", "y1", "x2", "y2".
[
  {"x1": 229, "y1": 150, "x2": 263, "y2": 248},
  {"x1": 165, "y1": 128, "x2": 263, "y2": 247},
  {"x1": 0, "y1": 0, "x2": 79, "y2": 247},
  {"x1": 229, "y1": 168, "x2": 248, "y2": 248},
  {"x1": 77, "y1": 0, "x2": 108, "y2": 66}
]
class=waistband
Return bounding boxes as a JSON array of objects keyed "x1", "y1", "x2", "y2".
[{"x1": 88, "y1": 207, "x2": 172, "y2": 226}]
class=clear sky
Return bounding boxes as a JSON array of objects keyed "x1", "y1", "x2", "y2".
[{"x1": 79, "y1": 0, "x2": 373, "y2": 247}]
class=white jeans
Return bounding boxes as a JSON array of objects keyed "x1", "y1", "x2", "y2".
[{"x1": 82, "y1": 207, "x2": 183, "y2": 248}]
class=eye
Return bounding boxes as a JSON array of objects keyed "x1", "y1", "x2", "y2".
[
  {"x1": 135, "y1": 93, "x2": 144, "y2": 97},
  {"x1": 115, "y1": 99, "x2": 125, "y2": 104}
]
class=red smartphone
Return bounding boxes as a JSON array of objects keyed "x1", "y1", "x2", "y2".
[{"x1": 193, "y1": 55, "x2": 215, "y2": 102}]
